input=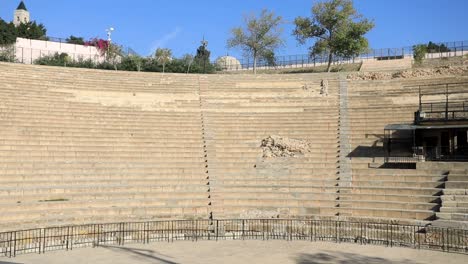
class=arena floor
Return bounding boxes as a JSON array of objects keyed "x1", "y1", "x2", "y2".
[{"x1": 2, "y1": 241, "x2": 467, "y2": 264}]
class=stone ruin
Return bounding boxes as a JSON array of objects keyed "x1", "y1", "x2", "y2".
[{"x1": 261, "y1": 135, "x2": 312, "y2": 158}]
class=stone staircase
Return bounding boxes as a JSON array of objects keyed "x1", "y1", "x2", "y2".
[
  {"x1": 430, "y1": 163, "x2": 468, "y2": 223},
  {"x1": 343, "y1": 77, "x2": 468, "y2": 223},
  {"x1": 199, "y1": 73, "x2": 342, "y2": 219}
]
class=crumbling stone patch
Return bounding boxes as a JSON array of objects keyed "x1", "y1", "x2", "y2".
[
  {"x1": 261, "y1": 135, "x2": 312, "y2": 158},
  {"x1": 320, "y1": 79, "x2": 329, "y2": 96},
  {"x1": 347, "y1": 65, "x2": 468, "y2": 81},
  {"x1": 240, "y1": 209, "x2": 280, "y2": 219}
]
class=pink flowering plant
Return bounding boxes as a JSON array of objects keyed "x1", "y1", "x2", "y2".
[{"x1": 84, "y1": 38, "x2": 110, "y2": 56}]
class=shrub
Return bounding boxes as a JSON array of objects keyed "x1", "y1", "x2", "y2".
[
  {"x1": 66, "y1": 35, "x2": 85, "y2": 45},
  {"x1": 84, "y1": 38, "x2": 110, "y2": 55},
  {"x1": 413, "y1": 44, "x2": 427, "y2": 64},
  {"x1": 34, "y1": 52, "x2": 70, "y2": 66},
  {"x1": 0, "y1": 45, "x2": 16, "y2": 62}
]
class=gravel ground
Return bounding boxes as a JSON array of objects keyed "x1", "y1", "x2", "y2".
[{"x1": 2, "y1": 240, "x2": 467, "y2": 264}]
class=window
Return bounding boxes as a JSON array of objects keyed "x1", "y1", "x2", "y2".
[{"x1": 17, "y1": 16, "x2": 20, "y2": 22}]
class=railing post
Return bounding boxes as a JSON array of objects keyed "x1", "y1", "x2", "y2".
[
  {"x1": 215, "y1": 220, "x2": 219, "y2": 241},
  {"x1": 146, "y1": 222, "x2": 150, "y2": 244},
  {"x1": 262, "y1": 221, "x2": 265, "y2": 241},
  {"x1": 171, "y1": 221, "x2": 174, "y2": 243},
  {"x1": 335, "y1": 221, "x2": 338, "y2": 243},
  {"x1": 390, "y1": 224, "x2": 393, "y2": 247},
  {"x1": 42, "y1": 228, "x2": 46, "y2": 254},
  {"x1": 310, "y1": 221, "x2": 313, "y2": 242},
  {"x1": 70, "y1": 226, "x2": 73, "y2": 251},
  {"x1": 446, "y1": 84, "x2": 449, "y2": 121},
  {"x1": 242, "y1": 219, "x2": 245, "y2": 240},
  {"x1": 442, "y1": 227, "x2": 446, "y2": 251},
  {"x1": 122, "y1": 223, "x2": 125, "y2": 246},
  {"x1": 66, "y1": 226, "x2": 70, "y2": 251},
  {"x1": 8, "y1": 232, "x2": 12, "y2": 258},
  {"x1": 93, "y1": 225, "x2": 96, "y2": 248},
  {"x1": 13, "y1": 232, "x2": 16, "y2": 257},
  {"x1": 38, "y1": 230, "x2": 42, "y2": 254}
]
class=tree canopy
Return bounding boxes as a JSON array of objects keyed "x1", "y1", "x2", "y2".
[
  {"x1": 293, "y1": 0, "x2": 374, "y2": 72},
  {"x1": 16, "y1": 21, "x2": 47, "y2": 40},
  {"x1": 0, "y1": 19, "x2": 17, "y2": 45},
  {"x1": 427, "y1": 41, "x2": 450, "y2": 53},
  {"x1": 195, "y1": 40, "x2": 211, "y2": 73},
  {"x1": 227, "y1": 9, "x2": 284, "y2": 74},
  {"x1": 155, "y1": 48, "x2": 172, "y2": 73}
]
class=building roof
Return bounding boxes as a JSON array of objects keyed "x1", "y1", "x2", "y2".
[
  {"x1": 385, "y1": 123, "x2": 468, "y2": 131},
  {"x1": 16, "y1": 1, "x2": 27, "y2": 11}
]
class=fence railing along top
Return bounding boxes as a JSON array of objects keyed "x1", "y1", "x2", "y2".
[{"x1": 0, "y1": 219, "x2": 467, "y2": 257}]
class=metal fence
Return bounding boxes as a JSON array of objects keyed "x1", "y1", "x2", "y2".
[
  {"x1": 0, "y1": 219, "x2": 467, "y2": 258},
  {"x1": 219, "y1": 40, "x2": 468, "y2": 71}
]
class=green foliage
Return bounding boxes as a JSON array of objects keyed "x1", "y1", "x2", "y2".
[
  {"x1": 228, "y1": 9, "x2": 284, "y2": 74},
  {"x1": 34, "y1": 52, "x2": 66, "y2": 66},
  {"x1": 194, "y1": 41, "x2": 211, "y2": 72},
  {"x1": 33, "y1": 51, "x2": 218, "y2": 74},
  {"x1": 66, "y1": 35, "x2": 85, "y2": 45},
  {"x1": 0, "y1": 18, "x2": 47, "y2": 45},
  {"x1": 0, "y1": 19, "x2": 17, "y2": 45},
  {"x1": 427, "y1": 41, "x2": 450, "y2": 53},
  {"x1": 261, "y1": 50, "x2": 276, "y2": 67},
  {"x1": 154, "y1": 48, "x2": 172, "y2": 73},
  {"x1": 293, "y1": 0, "x2": 374, "y2": 72},
  {"x1": 413, "y1": 44, "x2": 427, "y2": 64},
  {"x1": 119, "y1": 55, "x2": 144, "y2": 71},
  {"x1": 106, "y1": 44, "x2": 123, "y2": 70},
  {"x1": 34, "y1": 52, "x2": 70, "y2": 66},
  {"x1": 0, "y1": 45, "x2": 16, "y2": 62},
  {"x1": 16, "y1": 21, "x2": 47, "y2": 40}
]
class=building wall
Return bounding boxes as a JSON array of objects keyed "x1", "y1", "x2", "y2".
[{"x1": 15, "y1": 37, "x2": 105, "y2": 64}]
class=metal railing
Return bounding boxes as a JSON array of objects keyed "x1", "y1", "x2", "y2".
[
  {"x1": 219, "y1": 40, "x2": 468, "y2": 71},
  {"x1": 413, "y1": 82, "x2": 468, "y2": 124},
  {"x1": 425, "y1": 146, "x2": 468, "y2": 161},
  {"x1": 0, "y1": 219, "x2": 467, "y2": 258}
]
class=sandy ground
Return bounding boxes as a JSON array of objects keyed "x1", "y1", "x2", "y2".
[{"x1": 2, "y1": 241, "x2": 467, "y2": 264}]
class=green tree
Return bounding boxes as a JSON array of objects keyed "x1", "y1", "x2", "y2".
[
  {"x1": 155, "y1": 48, "x2": 172, "y2": 73},
  {"x1": 0, "y1": 19, "x2": 17, "y2": 45},
  {"x1": 16, "y1": 21, "x2": 47, "y2": 40},
  {"x1": 228, "y1": 9, "x2": 284, "y2": 74},
  {"x1": 66, "y1": 35, "x2": 85, "y2": 45},
  {"x1": 106, "y1": 43, "x2": 123, "y2": 70},
  {"x1": 261, "y1": 50, "x2": 276, "y2": 67},
  {"x1": 293, "y1": 0, "x2": 374, "y2": 72},
  {"x1": 427, "y1": 41, "x2": 450, "y2": 53},
  {"x1": 195, "y1": 40, "x2": 211, "y2": 73}
]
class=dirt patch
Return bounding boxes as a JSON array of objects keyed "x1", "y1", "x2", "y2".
[
  {"x1": 261, "y1": 136, "x2": 312, "y2": 158},
  {"x1": 348, "y1": 65, "x2": 468, "y2": 81}
]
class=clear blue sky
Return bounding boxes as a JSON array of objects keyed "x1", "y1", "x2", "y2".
[{"x1": 1, "y1": 0, "x2": 467, "y2": 59}]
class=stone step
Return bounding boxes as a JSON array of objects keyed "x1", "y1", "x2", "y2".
[{"x1": 436, "y1": 212, "x2": 468, "y2": 221}]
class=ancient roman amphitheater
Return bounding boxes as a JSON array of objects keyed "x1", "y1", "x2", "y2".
[{"x1": 0, "y1": 61, "x2": 467, "y2": 263}]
